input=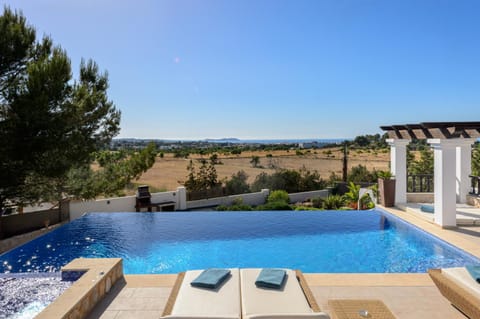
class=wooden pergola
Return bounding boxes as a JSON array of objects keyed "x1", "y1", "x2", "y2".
[
  {"x1": 380, "y1": 122, "x2": 480, "y2": 140},
  {"x1": 380, "y1": 122, "x2": 480, "y2": 227}
]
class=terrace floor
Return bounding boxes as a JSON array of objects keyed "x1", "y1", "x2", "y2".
[
  {"x1": 398, "y1": 202, "x2": 480, "y2": 226},
  {"x1": 85, "y1": 206, "x2": 480, "y2": 319},
  {"x1": 87, "y1": 273, "x2": 468, "y2": 319}
]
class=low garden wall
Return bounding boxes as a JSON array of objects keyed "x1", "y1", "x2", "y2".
[
  {"x1": 288, "y1": 190, "x2": 329, "y2": 203},
  {"x1": 186, "y1": 189, "x2": 270, "y2": 210},
  {"x1": 407, "y1": 192, "x2": 434, "y2": 203},
  {"x1": 186, "y1": 189, "x2": 330, "y2": 210},
  {"x1": 69, "y1": 187, "x2": 186, "y2": 220},
  {"x1": 0, "y1": 209, "x2": 62, "y2": 239},
  {"x1": 68, "y1": 187, "x2": 332, "y2": 217},
  {"x1": 0, "y1": 222, "x2": 63, "y2": 253}
]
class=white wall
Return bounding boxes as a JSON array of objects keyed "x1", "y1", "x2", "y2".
[
  {"x1": 186, "y1": 189, "x2": 270, "y2": 210},
  {"x1": 407, "y1": 192, "x2": 434, "y2": 203},
  {"x1": 288, "y1": 190, "x2": 329, "y2": 203},
  {"x1": 69, "y1": 189, "x2": 182, "y2": 220},
  {"x1": 187, "y1": 189, "x2": 330, "y2": 210},
  {"x1": 69, "y1": 188, "x2": 332, "y2": 219}
]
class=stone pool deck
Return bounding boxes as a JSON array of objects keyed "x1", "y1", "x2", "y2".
[
  {"x1": 86, "y1": 273, "x2": 467, "y2": 319},
  {"x1": 398, "y1": 202, "x2": 480, "y2": 226},
  {"x1": 81, "y1": 206, "x2": 480, "y2": 319}
]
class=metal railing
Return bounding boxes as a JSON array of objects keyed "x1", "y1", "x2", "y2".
[
  {"x1": 470, "y1": 175, "x2": 480, "y2": 196},
  {"x1": 407, "y1": 174, "x2": 434, "y2": 193}
]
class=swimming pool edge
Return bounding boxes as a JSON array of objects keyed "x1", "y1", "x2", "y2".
[
  {"x1": 35, "y1": 258, "x2": 123, "y2": 319},
  {"x1": 379, "y1": 205, "x2": 480, "y2": 260}
]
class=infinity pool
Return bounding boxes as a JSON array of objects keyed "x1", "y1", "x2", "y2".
[{"x1": 0, "y1": 210, "x2": 478, "y2": 274}]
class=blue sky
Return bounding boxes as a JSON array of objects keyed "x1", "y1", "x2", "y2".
[{"x1": 3, "y1": 0, "x2": 480, "y2": 139}]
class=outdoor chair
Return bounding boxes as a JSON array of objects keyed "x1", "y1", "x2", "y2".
[
  {"x1": 429, "y1": 268, "x2": 480, "y2": 319},
  {"x1": 161, "y1": 269, "x2": 241, "y2": 319},
  {"x1": 240, "y1": 268, "x2": 330, "y2": 319}
]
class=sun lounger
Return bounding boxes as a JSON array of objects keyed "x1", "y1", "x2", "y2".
[
  {"x1": 162, "y1": 269, "x2": 241, "y2": 319},
  {"x1": 429, "y1": 268, "x2": 480, "y2": 319},
  {"x1": 240, "y1": 268, "x2": 330, "y2": 319}
]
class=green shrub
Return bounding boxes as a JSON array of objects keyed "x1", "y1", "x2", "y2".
[
  {"x1": 225, "y1": 170, "x2": 250, "y2": 195},
  {"x1": 227, "y1": 204, "x2": 253, "y2": 211},
  {"x1": 250, "y1": 155, "x2": 260, "y2": 168},
  {"x1": 216, "y1": 197, "x2": 254, "y2": 211},
  {"x1": 473, "y1": 144, "x2": 480, "y2": 176},
  {"x1": 251, "y1": 169, "x2": 325, "y2": 193},
  {"x1": 257, "y1": 201, "x2": 292, "y2": 211},
  {"x1": 311, "y1": 197, "x2": 323, "y2": 208},
  {"x1": 359, "y1": 193, "x2": 375, "y2": 210},
  {"x1": 267, "y1": 190, "x2": 289, "y2": 204},
  {"x1": 232, "y1": 197, "x2": 244, "y2": 206},
  {"x1": 377, "y1": 170, "x2": 393, "y2": 179},
  {"x1": 348, "y1": 165, "x2": 376, "y2": 183},
  {"x1": 231, "y1": 148, "x2": 242, "y2": 155},
  {"x1": 294, "y1": 206, "x2": 322, "y2": 211},
  {"x1": 322, "y1": 195, "x2": 344, "y2": 210}
]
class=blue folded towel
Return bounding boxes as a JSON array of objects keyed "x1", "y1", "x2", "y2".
[
  {"x1": 191, "y1": 268, "x2": 231, "y2": 289},
  {"x1": 420, "y1": 205, "x2": 434, "y2": 213},
  {"x1": 255, "y1": 268, "x2": 286, "y2": 289},
  {"x1": 466, "y1": 265, "x2": 480, "y2": 284}
]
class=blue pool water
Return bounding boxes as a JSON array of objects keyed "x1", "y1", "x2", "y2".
[{"x1": 0, "y1": 210, "x2": 478, "y2": 274}]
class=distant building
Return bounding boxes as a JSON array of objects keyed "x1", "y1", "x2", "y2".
[{"x1": 299, "y1": 142, "x2": 320, "y2": 149}]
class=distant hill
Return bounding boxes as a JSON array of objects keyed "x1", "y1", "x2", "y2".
[{"x1": 204, "y1": 138, "x2": 240, "y2": 143}]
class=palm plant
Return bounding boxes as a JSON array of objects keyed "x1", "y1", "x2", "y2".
[
  {"x1": 377, "y1": 170, "x2": 393, "y2": 180},
  {"x1": 343, "y1": 182, "x2": 360, "y2": 209},
  {"x1": 322, "y1": 195, "x2": 345, "y2": 210},
  {"x1": 473, "y1": 145, "x2": 480, "y2": 176}
]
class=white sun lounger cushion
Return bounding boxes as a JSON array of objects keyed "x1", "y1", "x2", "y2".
[
  {"x1": 246, "y1": 313, "x2": 330, "y2": 319},
  {"x1": 240, "y1": 269, "x2": 328, "y2": 319},
  {"x1": 443, "y1": 267, "x2": 480, "y2": 297},
  {"x1": 163, "y1": 316, "x2": 238, "y2": 319},
  {"x1": 169, "y1": 268, "x2": 241, "y2": 319}
]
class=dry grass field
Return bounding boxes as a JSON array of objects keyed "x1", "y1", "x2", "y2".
[{"x1": 135, "y1": 147, "x2": 390, "y2": 191}]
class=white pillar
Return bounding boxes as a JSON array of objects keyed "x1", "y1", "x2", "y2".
[
  {"x1": 387, "y1": 139, "x2": 409, "y2": 205},
  {"x1": 456, "y1": 139, "x2": 476, "y2": 203},
  {"x1": 176, "y1": 186, "x2": 187, "y2": 210},
  {"x1": 428, "y1": 139, "x2": 457, "y2": 227}
]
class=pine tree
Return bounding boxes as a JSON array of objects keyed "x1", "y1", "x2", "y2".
[{"x1": 0, "y1": 8, "x2": 121, "y2": 209}]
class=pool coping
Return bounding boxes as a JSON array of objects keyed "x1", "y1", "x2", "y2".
[{"x1": 35, "y1": 258, "x2": 123, "y2": 319}]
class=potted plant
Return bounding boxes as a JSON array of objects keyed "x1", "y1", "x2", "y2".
[{"x1": 378, "y1": 171, "x2": 395, "y2": 207}]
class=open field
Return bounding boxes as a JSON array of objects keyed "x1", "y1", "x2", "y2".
[{"x1": 136, "y1": 147, "x2": 390, "y2": 191}]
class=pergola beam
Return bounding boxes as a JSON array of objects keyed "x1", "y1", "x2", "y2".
[{"x1": 381, "y1": 122, "x2": 480, "y2": 140}]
